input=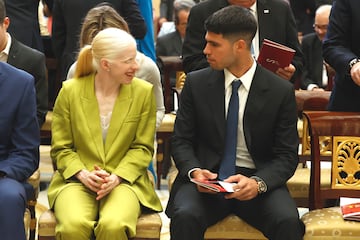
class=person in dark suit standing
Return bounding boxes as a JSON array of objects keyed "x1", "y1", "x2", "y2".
[
  {"x1": 51, "y1": 0, "x2": 147, "y2": 82},
  {"x1": 0, "y1": 0, "x2": 48, "y2": 127},
  {"x1": 323, "y1": 0, "x2": 360, "y2": 111},
  {"x1": 301, "y1": 4, "x2": 332, "y2": 90},
  {"x1": 0, "y1": 61, "x2": 40, "y2": 240},
  {"x1": 4, "y1": 0, "x2": 44, "y2": 52},
  {"x1": 182, "y1": 0, "x2": 303, "y2": 83},
  {"x1": 166, "y1": 5, "x2": 304, "y2": 240},
  {"x1": 156, "y1": 0, "x2": 195, "y2": 57}
]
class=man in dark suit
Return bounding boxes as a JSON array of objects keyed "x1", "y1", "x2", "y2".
[
  {"x1": 0, "y1": 62, "x2": 40, "y2": 240},
  {"x1": 0, "y1": 0, "x2": 48, "y2": 127},
  {"x1": 4, "y1": 0, "x2": 43, "y2": 52},
  {"x1": 156, "y1": 0, "x2": 194, "y2": 57},
  {"x1": 52, "y1": 0, "x2": 147, "y2": 82},
  {"x1": 182, "y1": 0, "x2": 303, "y2": 82},
  {"x1": 166, "y1": 6, "x2": 304, "y2": 240},
  {"x1": 301, "y1": 4, "x2": 332, "y2": 90},
  {"x1": 323, "y1": 0, "x2": 360, "y2": 111}
]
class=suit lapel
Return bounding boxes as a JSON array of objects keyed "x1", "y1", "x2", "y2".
[
  {"x1": 80, "y1": 75, "x2": 105, "y2": 160},
  {"x1": 104, "y1": 84, "x2": 132, "y2": 155},
  {"x1": 207, "y1": 70, "x2": 226, "y2": 141},
  {"x1": 256, "y1": 0, "x2": 270, "y2": 46},
  {"x1": 243, "y1": 66, "x2": 270, "y2": 149}
]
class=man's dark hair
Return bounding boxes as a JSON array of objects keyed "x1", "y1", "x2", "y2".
[
  {"x1": 0, "y1": 0, "x2": 5, "y2": 21},
  {"x1": 205, "y1": 5, "x2": 257, "y2": 47}
]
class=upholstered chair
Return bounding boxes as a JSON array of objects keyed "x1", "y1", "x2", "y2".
[
  {"x1": 287, "y1": 90, "x2": 332, "y2": 207},
  {"x1": 301, "y1": 111, "x2": 360, "y2": 239},
  {"x1": 25, "y1": 169, "x2": 41, "y2": 240},
  {"x1": 37, "y1": 170, "x2": 162, "y2": 240}
]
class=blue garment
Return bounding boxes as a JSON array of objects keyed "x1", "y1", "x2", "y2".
[
  {"x1": 136, "y1": 0, "x2": 156, "y2": 62},
  {"x1": 219, "y1": 80, "x2": 241, "y2": 180}
]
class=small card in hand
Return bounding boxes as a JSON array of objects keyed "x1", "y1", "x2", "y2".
[{"x1": 190, "y1": 179, "x2": 235, "y2": 193}]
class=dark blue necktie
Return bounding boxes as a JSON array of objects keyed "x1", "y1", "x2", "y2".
[{"x1": 219, "y1": 80, "x2": 241, "y2": 180}]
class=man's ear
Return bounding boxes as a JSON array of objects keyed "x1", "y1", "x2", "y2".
[
  {"x1": 3, "y1": 17, "x2": 10, "y2": 30},
  {"x1": 233, "y1": 38, "x2": 247, "y2": 52}
]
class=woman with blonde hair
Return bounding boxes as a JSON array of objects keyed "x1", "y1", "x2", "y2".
[
  {"x1": 67, "y1": 4, "x2": 165, "y2": 129},
  {"x1": 48, "y1": 27, "x2": 162, "y2": 240}
]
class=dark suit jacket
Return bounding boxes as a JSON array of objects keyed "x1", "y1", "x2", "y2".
[
  {"x1": 0, "y1": 62, "x2": 39, "y2": 182},
  {"x1": 8, "y1": 38, "x2": 48, "y2": 127},
  {"x1": 300, "y1": 33, "x2": 325, "y2": 89},
  {"x1": 156, "y1": 30, "x2": 183, "y2": 57},
  {"x1": 323, "y1": 0, "x2": 360, "y2": 111},
  {"x1": 52, "y1": 0, "x2": 147, "y2": 81},
  {"x1": 182, "y1": 0, "x2": 303, "y2": 82},
  {"x1": 166, "y1": 65, "x2": 299, "y2": 216},
  {"x1": 4, "y1": 0, "x2": 43, "y2": 52}
]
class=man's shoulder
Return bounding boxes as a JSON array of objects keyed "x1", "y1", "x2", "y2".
[
  {"x1": 301, "y1": 33, "x2": 318, "y2": 43},
  {"x1": 10, "y1": 38, "x2": 44, "y2": 58},
  {"x1": 0, "y1": 62, "x2": 33, "y2": 84}
]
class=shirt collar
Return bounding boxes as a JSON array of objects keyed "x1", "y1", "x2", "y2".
[
  {"x1": 224, "y1": 60, "x2": 257, "y2": 92},
  {"x1": 2, "y1": 33, "x2": 11, "y2": 56},
  {"x1": 249, "y1": 1, "x2": 257, "y2": 14}
]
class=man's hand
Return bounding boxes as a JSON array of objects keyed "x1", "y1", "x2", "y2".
[
  {"x1": 191, "y1": 169, "x2": 218, "y2": 194},
  {"x1": 276, "y1": 64, "x2": 296, "y2": 81},
  {"x1": 350, "y1": 61, "x2": 360, "y2": 86},
  {"x1": 223, "y1": 174, "x2": 259, "y2": 200}
]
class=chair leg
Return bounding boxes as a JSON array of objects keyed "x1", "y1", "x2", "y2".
[{"x1": 28, "y1": 199, "x2": 37, "y2": 240}]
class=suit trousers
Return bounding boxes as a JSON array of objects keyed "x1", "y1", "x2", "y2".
[
  {"x1": 53, "y1": 182, "x2": 141, "y2": 240},
  {"x1": 0, "y1": 178, "x2": 27, "y2": 240},
  {"x1": 170, "y1": 182, "x2": 305, "y2": 240}
]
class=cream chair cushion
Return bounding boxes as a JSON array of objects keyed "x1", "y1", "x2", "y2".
[{"x1": 302, "y1": 207, "x2": 360, "y2": 239}]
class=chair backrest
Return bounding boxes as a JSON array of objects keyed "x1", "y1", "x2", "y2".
[
  {"x1": 157, "y1": 56, "x2": 183, "y2": 113},
  {"x1": 303, "y1": 111, "x2": 360, "y2": 210},
  {"x1": 295, "y1": 91, "x2": 331, "y2": 157}
]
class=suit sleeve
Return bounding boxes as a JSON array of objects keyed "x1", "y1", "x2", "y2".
[
  {"x1": 51, "y1": 0, "x2": 66, "y2": 58},
  {"x1": 119, "y1": 0, "x2": 147, "y2": 39},
  {"x1": 323, "y1": 0, "x2": 357, "y2": 78},
  {"x1": 181, "y1": 5, "x2": 210, "y2": 73},
  {"x1": 0, "y1": 76, "x2": 39, "y2": 181},
  {"x1": 34, "y1": 52, "x2": 48, "y2": 127}
]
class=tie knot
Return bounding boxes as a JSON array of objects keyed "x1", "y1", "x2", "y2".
[{"x1": 231, "y1": 80, "x2": 241, "y2": 92}]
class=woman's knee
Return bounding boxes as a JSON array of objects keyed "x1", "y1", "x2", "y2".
[{"x1": 56, "y1": 217, "x2": 94, "y2": 240}]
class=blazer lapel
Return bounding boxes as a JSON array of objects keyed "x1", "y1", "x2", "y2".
[
  {"x1": 243, "y1": 66, "x2": 270, "y2": 149},
  {"x1": 80, "y1": 76, "x2": 105, "y2": 160},
  {"x1": 256, "y1": 0, "x2": 271, "y2": 45},
  {"x1": 104, "y1": 84, "x2": 132, "y2": 155},
  {"x1": 207, "y1": 70, "x2": 226, "y2": 142}
]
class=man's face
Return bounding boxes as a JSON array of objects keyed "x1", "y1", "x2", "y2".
[
  {"x1": 203, "y1": 31, "x2": 237, "y2": 70},
  {"x1": 175, "y1": 10, "x2": 190, "y2": 38},
  {"x1": 227, "y1": 0, "x2": 256, "y2": 8},
  {"x1": 314, "y1": 13, "x2": 329, "y2": 42}
]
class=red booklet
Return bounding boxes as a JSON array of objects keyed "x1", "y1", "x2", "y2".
[
  {"x1": 340, "y1": 197, "x2": 360, "y2": 221},
  {"x1": 257, "y1": 39, "x2": 295, "y2": 73},
  {"x1": 190, "y1": 179, "x2": 235, "y2": 193}
]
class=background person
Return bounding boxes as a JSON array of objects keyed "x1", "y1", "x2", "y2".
[
  {"x1": 182, "y1": 0, "x2": 303, "y2": 82},
  {"x1": 300, "y1": 4, "x2": 333, "y2": 91},
  {"x1": 322, "y1": 0, "x2": 360, "y2": 111}
]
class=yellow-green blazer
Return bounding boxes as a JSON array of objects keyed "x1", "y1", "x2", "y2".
[{"x1": 47, "y1": 74, "x2": 162, "y2": 212}]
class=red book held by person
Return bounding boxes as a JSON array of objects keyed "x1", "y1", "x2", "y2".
[
  {"x1": 257, "y1": 39, "x2": 295, "y2": 73},
  {"x1": 340, "y1": 197, "x2": 360, "y2": 221}
]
